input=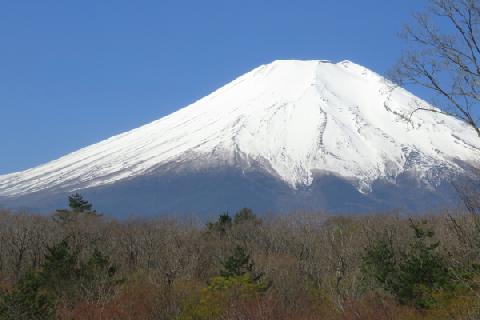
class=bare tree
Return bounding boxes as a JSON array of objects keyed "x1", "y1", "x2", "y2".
[{"x1": 392, "y1": 0, "x2": 480, "y2": 136}]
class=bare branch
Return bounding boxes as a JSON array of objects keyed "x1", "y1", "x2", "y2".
[{"x1": 393, "y1": 0, "x2": 480, "y2": 137}]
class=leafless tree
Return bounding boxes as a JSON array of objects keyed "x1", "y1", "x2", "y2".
[{"x1": 392, "y1": 0, "x2": 480, "y2": 136}]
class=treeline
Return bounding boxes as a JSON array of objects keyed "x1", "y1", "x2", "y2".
[{"x1": 0, "y1": 194, "x2": 480, "y2": 319}]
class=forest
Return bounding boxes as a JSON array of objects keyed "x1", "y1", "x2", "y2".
[{"x1": 0, "y1": 194, "x2": 479, "y2": 319}]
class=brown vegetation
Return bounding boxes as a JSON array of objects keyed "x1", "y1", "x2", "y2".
[{"x1": 0, "y1": 195, "x2": 479, "y2": 319}]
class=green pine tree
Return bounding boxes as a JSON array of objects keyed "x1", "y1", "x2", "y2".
[
  {"x1": 0, "y1": 272, "x2": 55, "y2": 320},
  {"x1": 0, "y1": 239, "x2": 120, "y2": 319},
  {"x1": 206, "y1": 213, "x2": 232, "y2": 235},
  {"x1": 68, "y1": 193, "x2": 93, "y2": 213},
  {"x1": 221, "y1": 246, "x2": 254, "y2": 278},
  {"x1": 233, "y1": 208, "x2": 261, "y2": 225},
  {"x1": 362, "y1": 220, "x2": 453, "y2": 309},
  {"x1": 53, "y1": 193, "x2": 100, "y2": 224}
]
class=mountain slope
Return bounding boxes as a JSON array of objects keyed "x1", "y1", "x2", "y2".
[{"x1": 1, "y1": 60, "x2": 479, "y2": 215}]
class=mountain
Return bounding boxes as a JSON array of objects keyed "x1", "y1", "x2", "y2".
[{"x1": 1, "y1": 60, "x2": 479, "y2": 216}]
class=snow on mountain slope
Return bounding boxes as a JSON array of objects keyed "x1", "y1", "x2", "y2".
[{"x1": 1, "y1": 60, "x2": 479, "y2": 198}]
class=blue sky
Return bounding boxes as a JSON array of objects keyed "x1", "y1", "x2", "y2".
[{"x1": 0, "y1": 1, "x2": 427, "y2": 174}]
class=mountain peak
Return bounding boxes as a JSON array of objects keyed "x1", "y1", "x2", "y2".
[{"x1": 1, "y1": 60, "x2": 479, "y2": 212}]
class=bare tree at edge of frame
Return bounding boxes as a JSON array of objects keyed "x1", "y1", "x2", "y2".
[{"x1": 391, "y1": 0, "x2": 480, "y2": 137}]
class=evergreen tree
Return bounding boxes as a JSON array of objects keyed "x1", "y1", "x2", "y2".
[
  {"x1": 362, "y1": 220, "x2": 453, "y2": 309},
  {"x1": 39, "y1": 240, "x2": 118, "y2": 303},
  {"x1": 179, "y1": 246, "x2": 269, "y2": 320},
  {"x1": 0, "y1": 239, "x2": 119, "y2": 318},
  {"x1": 233, "y1": 208, "x2": 261, "y2": 225},
  {"x1": 218, "y1": 213, "x2": 232, "y2": 226},
  {"x1": 221, "y1": 246, "x2": 254, "y2": 278},
  {"x1": 53, "y1": 193, "x2": 100, "y2": 224},
  {"x1": 68, "y1": 193, "x2": 93, "y2": 213},
  {"x1": 0, "y1": 272, "x2": 55, "y2": 320},
  {"x1": 206, "y1": 213, "x2": 232, "y2": 235},
  {"x1": 40, "y1": 240, "x2": 78, "y2": 295}
]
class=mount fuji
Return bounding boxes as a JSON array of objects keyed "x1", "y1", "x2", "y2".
[{"x1": 1, "y1": 60, "x2": 479, "y2": 216}]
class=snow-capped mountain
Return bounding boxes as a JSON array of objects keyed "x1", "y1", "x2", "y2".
[{"x1": 1, "y1": 60, "x2": 479, "y2": 215}]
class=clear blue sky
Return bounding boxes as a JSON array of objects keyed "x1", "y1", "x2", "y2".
[{"x1": 0, "y1": 1, "x2": 427, "y2": 174}]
